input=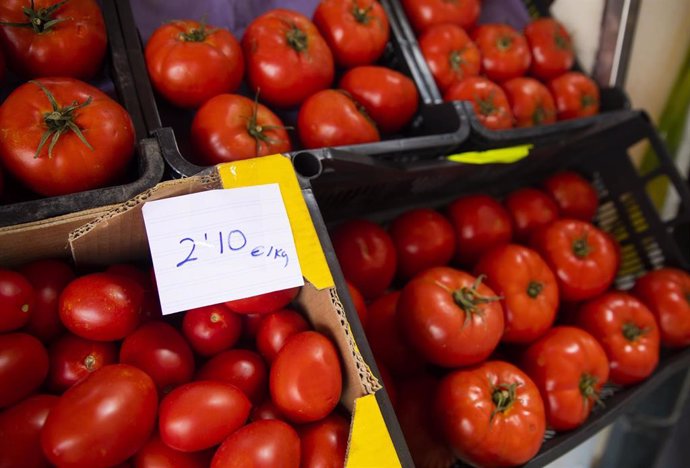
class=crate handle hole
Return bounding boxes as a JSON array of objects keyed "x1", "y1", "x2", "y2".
[{"x1": 292, "y1": 152, "x2": 323, "y2": 180}]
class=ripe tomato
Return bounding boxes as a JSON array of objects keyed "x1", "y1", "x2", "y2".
[
  {"x1": 0, "y1": 0, "x2": 106, "y2": 79},
  {"x1": 445, "y1": 77, "x2": 514, "y2": 130},
  {"x1": 297, "y1": 89, "x2": 380, "y2": 148},
  {"x1": 577, "y1": 292, "x2": 660, "y2": 385},
  {"x1": 475, "y1": 244, "x2": 559, "y2": 344},
  {"x1": 190, "y1": 94, "x2": 291, "y2": 165},
  {"x1": 225, "y1": 287, "x2": 300, "y2": 315},
  {"x1": 346, "y1": 280, "x2": 368, "y2": 328},
  {"x1": 0, "y1": 333, "x2": 49, "y2": 408},
  {"x1": 107, "y1": 264, "x2": 162, "y2": 323},
  {"x1": 473, "y1": 24, "x2": 531, "y2": 82},
  {"x1": 255, "y1": 309, "x2": 309, "y2": 363},
  {"x1": 251, "y1": 399, "x2": 286, "y2": 422},
  {"x1": 521, "y1": 326, "x2": 609, "y2": 431},
  {"x1": 242, "y1": 9, "x2": 334, "y2": 108},
  {"x1": 210, "y1": 420, "x2": 300, "y2": 468},
  {"x1": 270, "y1": 331, "x2": 342, "y2": 423},
  {"x1": 398, "y1": 267, "x2": 504, "y2": 367},
  {"x1": 41, "y1": 364, "x2": 158, "y2": 468},
  {"x1": 0, "y1": 394, "x2": 57, "y2": 468},
  {"x1": 59, "y1": 272, "x2": 144, "y2": 341},
  {"x1": 632, "y1": 268, "x2": 690, "y2": 348},
  {"x1": 502, "y1": 77, "x2": 557, "y2": 127},
  {"x1": 331, "y1": 219, "x2": 397, "y2": 299},
  {"x1": 47, "y1": 333, "x2": 118, "y2": 393},
  {"x1": 531, "y1": 219, "x2": 617, "y2": 301},
  {"x1": 145, "y1": 20, "x2": 243, "y2": 108},
  {"x1": 313, "y1": 0, "x2": 389, "y2": 68},
  {"x1": 0, "y1": 77, "x2": 135, "y2": 197},
  {"x1": 401, "y1": 0, "x2": 480, "y2": 33},
  {"x1": 299, "y1": 412, "x2": 350, "y2": 468},
  {"x1": 548, "y1": 72, "x2": 600, "y2": 120},
  {"x1": 419, "y1": 23, "x2": 480, "y2": 93},
  {"x1": 542, "y1": 170, "x2": 599, "y2": 221},
  {"x1": 182, "y1": 304, "x2": 242, "y2": 357},
  {"x1": 388, "y1": 208, "x2": 456, "y2": 280},
  {"x1": 158, "y1": 381, "x2": 251, "y2": 452},
  {"x1": 436, "y1": 360, "x2": 545, "y2": 467},
  {"x1": 524, "y1": 18, "x2": 575, "y2": 80},
  {"x1": 197, "y1": 349, "x2": 268, "y2": 404},
  {"x1": 504, "y1": 187, "x2": 560, "y2": 243},
  {"x1": 447, "y1": 194, "x2": 513, "y2": 266},
  {"x1": 0, "y1": 268, "x2": 34, "y2": 332},
  {"x1": 133, "y1": 431, "x2": 212, "y2": 468},
  {"x1": 339, "y1": 66, "x2": 419, "y2": 134}
]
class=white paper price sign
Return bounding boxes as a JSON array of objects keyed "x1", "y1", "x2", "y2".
[{"x1": 142, "y1": 184, "x2": 304, "y2": 315}]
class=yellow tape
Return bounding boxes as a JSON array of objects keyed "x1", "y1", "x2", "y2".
[
  {"x1": 346, "y1": 394, "x2": 402, "y2": 468},
  {"x1": 447, "y1": 144, "x2": 533, "y2": 164},
  {"x1": 217, "y1": 155, "x2": 334, "y2": 290}
]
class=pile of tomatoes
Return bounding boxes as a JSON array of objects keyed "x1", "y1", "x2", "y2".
[
  {"x1": 331, "y1": 169, "x2": 690, "y2": 467},
  {"x1": 0, "y1": 261, "x2": 350, "y2": 468}
]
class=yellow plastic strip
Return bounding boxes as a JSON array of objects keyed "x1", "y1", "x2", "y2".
[
  {"x1": 346, "y1": 394, "x2": 402, "y2": 468},
  {"x1": 446, "y1": 144, "x2": 533, "y2": 164},
  {"x1": 217, "y1": 155, "x2": 334, "y2": 290}
]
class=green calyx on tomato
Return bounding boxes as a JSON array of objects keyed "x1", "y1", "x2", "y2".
[
  {"x1": 449, "y1": 49, "x2": 466, "y2": 72},
  {"x1": 578, "y1": 373, "x2": 602, "y2": 405},
  {"x1": 490, "y1": 381, "x2": 519, "y2": 422},
  {"x1": 527, "y1": 280, "x2": 544, "y2": 298},
  {"x1": 581, "y1": 94, "x2": 597, "y2": 108},
  {"x1": 286, "y1": 24, "x2": 309, "y2": 52},
  {"x1": 0, "y1": 0, "x2": 69, "y2": 34},
  {"x1": 451, "y1": 274, "x2": 502, "y2": 327},
  {"x1": 572, "y1": 235, "x2": 592, "y2": 259},
  {"x1": 476, "y1": 90, "x2": 500, "y2": 117},
  {"x1": 497, "y1": 35, "x2": 514, "y2": 51},
  {"x1": 246, "y1": 92, "x2": 291, "y2": 157},
  {"x1": 622, "y1": 322, "x2": 648, "y2": 342},
  {"x1": 532, "y1": 106, "x2": 548, "y2": 125},
  {"x1": 178, "y1": 22, "x2": 215, "y2": 42},
  {"x1": 554, "y1": 32, "x2": 571, "y2": 51},
  {"x1": 352, "y1": 4, "x2": 374, "y2": 25}
]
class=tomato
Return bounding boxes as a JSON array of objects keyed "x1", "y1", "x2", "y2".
[
  {"x1": 542, "y1": 171, "x2": 599, "y2": 221},
  {"x1": 0, "y1": 0, "x2": 106, "y2": 79},
  {"x1": 106, "y1": 264, "x2": 161, "y2": 323},
  {"x1": 41, "y1": 364, "x2": 157, "y2": 468},
  {"x1": 504, "y1": 187, "x2": 560, "y2": 243},
  {"x1": 59, "y1": 272, "x2": 144, "y2": 341},
  {"x1": 445, "y1": 77, "x2": 514, "y2": 130},
  {"x1": 299, "y1": 412, "x2": 350, "y2": 468},
  {"x1": 210, "y1": 419, "x2": 300, "y2": 468},
  {"x1": 473, "y1": 24, "x2": 531, "y2": 82},
  {"x1": 502, "y1": 77, "x2": 557, "y2": 127},
  {"x1": 475, "y1": 244, "x2": 559, "y2": 344},
  {"x1": 419, "y1": 24, "x2": 481, "y2": 93},
  {"x1": 331, "y1": 219, "x2": 396, "y2": 299},
  {"x1": 47, "y1": 333, "x2": 118, "y2": 393},
  {"x1": 0, "y1": 268, "x2": 34, "y2": 332},
  {"x1": 197, "y1": 349, "x2": 268, "y2": 404},
  {"x1": 401, "y1": 0, "x2": 480, "y2": 33},
  {"x1": 632, "y1": 268, "x2": 690, "y2": 348},
  {"x1": 524, "y1": 18, "x2": 574, "y2": 80},
  {"x1": 398, "y1": 267, "x2": 504, "y2": 367},
  {"x1": 435, "y1": 360, "x2": 546, "y2": 467},
  {"x1": 133, "y1": 431, "x2": 212, "y2": 468},
  {"x1": 145, "y1": 20, "x2": 243, "y2": 108},
  {"x1": 346, "y1": 281, "x2": 368, "y2": 328},
  {"x1": 190, "y1": 94, "x2": 291, "y2": 165},
  {"x1": 530, "y1": 219, "x2": 618, "y2": 301},
  {"x1": 313, "y1": 0, "x2": 389, "y2": 68},
  {"x1": 447, "y1": 194, "x2": 513, "y2": 266},
  {"x1": 388, "y1": 208, "x2": 456, "y2": 280},
  {"x1": 0, "y1": 394, "x2": 57, "y2": 468},
  {"x1": 521, "y1": 326, "x2": 609, "y2": 431},
  {"x1": 242, "y1": 9, "x2": 334, "y2": 108},
  {"x1": 159, "y1": 381, "x2": 251, "y2": 452},
  {"x1": 242, "y1": 313, "x2": 265, "y2": 341},
  {"x1": 0, "y1": 333, "x2": 49, "y2": 408},
  {"x1": 577, "y1": 292, "x2": 660, "y2": 385},
  {"x1": 182, "y1": 304, "x2": 242, "y2": 357},
  {"x1": 339, "y1": 66, "x2": 419, "y2": 134},
  {"x1": 255, "y1": 309, "x2": 310, "y2": 363},
  {"x1": 548, "y1": 72, "x2": 600, "y2": 120},
  {"x1": 250, "y1": 399, "x2": 286, "y2": 422},
  {"x1": 297, "y1": 89, "x2": 380, "y2": 148},
  {"x1": 270, "y1": 331, "x2": 342, "y2": 423},
  {"x1": 225, "y1": 287, "x2": 299, "y2": 315},
  {"x1": 0, "y1": 78, "x2": 135, "y2": 197}
]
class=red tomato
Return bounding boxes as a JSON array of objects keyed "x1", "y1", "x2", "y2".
[
  {"x1": 632, "y1": 268, "x2": 690, "y2": 348},
  {"x1": 106, "y1": 264, "x2": 161, "y2": 323},
  {"x1": 502, "y1": 77, "x2": 557, "y2": 127},
  {"x1": 0, "y1": 333, "x2": 49, "y2": 408},
  {"x1": 250, "y1": 399, "x2": 286, "y2": 422},
  {"x1": 210, "y1": 420, "x2": 300, "y2": 468},
  {"x1": 339, "y1": 66, "x2": 419, "y2": 134},
  {"x1": 524, "y1": 18, "x2": 575, "y2": 80},
  {"x1": 447, "y1": 194, "x2": 513, "y2": 266},
  {"x1": 41, "y1": 364, "x2": 158, "y2": 468},
  {"x1": 445, "y1": 77, "x2": 514, "y2": 130},
  {"x1": 256, "y1": 309, "x2": 309, "y2": 363},
  {"x1": 543, "y1": 171, "x2": 599, "y2": 221},
  {"x1": 577, "y1": 292, "x2": 660, "y2": 385},
  {"x1": 158, "y1": 381, "x2": 251, "y2": 452},
  {"x1": 0, "y1": 394, "x2": 57, "y2": 468},
  {"x1": 401, "y1": 0, "x2": 480, "y2": 33},
  {"x1": 521, "y1": 327, "x2": 609, "y2": 430},
  {"x1": 225, "y1": 287, "x2": 300, "y2": 315},
  {"x1": 145, "y1": 20, "x2": 243, "y2": 108},
  {"x1": 504, "y1": 187, "x2": 560, "y2": 243},
  {"x1": 473, "y1": 24, "x2": 531, "y2": 82},
  {"x1": 242, "y1": 313, "x2": 265, "y2": 341},
  {"x1": 133, "y1": 431, "x2": 212, "y2": 468},
  {"x1": 475, "y1": 244, "x2": 559, "y2": 344},
  {"x1": 196, "y1": 349, "x2": 268, "y2": 404},
  {"x1": 270, "y1": 331, "x2": 342, "y2": 423},
  {"x1": 299, "y1": 412, "x2": 350, "y2": 468},
  {"x1": 419, "y1": 23, "x2": 481, "y2": 93},
  {"x1": 242, "y1": 9, "x2": 334, "y2": 108},
  {"x1": 530, "y1": 219, "x2": 618, "y2": 301},
  {"x1": 0, "y1": 268, "x2": 34, "y2": 332},
  {"x1": 398, "y1": 267, "x2": 504, "y2": 367},
  {"x1": 0, "y1": 0, "x2": 106, "y2": 79},
  {"x1": 47, "y1": 333, "x2": 118, "y2": 393},
  {"x1": 346, "y1": 281, "x2": 369, "y2": 328},
  {"x1": 190, "y1": 94, "x2": 291, "y2": 165},
  {"x1": 182, "y1": 304, "x2": 242, "y2": 357},
  {"x1": 548, "y1": 72, "x2": 600, "y2": 120},
  {"x1": 0, "y1": 78, "x2": 135, "y2": 196},
  {"x1": 298, "y1": 89, "x2": 380, "y2": 148},
  {"x1": 313, "y1": 0, "x2": 390, "y2": 68},
  {"x1": 435, "y1": 360, "x2": 546, "y2": 467},
  {"x1": 59, "y1": 272, "x2": 144, "y2": 341},
  {"x1": 331, "y1": 219, "x2": 396, "y2": 300}
]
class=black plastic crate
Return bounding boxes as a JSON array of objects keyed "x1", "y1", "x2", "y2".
[{"x1": 0, "y1": 0, "x2": 165, "y2": 228}]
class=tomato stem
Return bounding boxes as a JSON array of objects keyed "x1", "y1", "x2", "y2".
[
  {"x1": 449, "y1": 49, "x2": 466, "y2": 74},
  {"x1": 246, "y1": 90, "x2": 291, "y2": 157},
  {"x1": 84, "y1": 354, "x2": 97, "y2": 372},
  {"x1": 286, "y1": 24, "x2": 308, "y2": 52},
  {"x1": 622, "y1": 321, "x2": 648, "y2": 341},
  {"x1": 352, "y1": 3, "x2": 374, "y2": 25},
  {"x1": 210, "y1": 312, "x2": 221, "y2": 323},
  {"x1": 452, "y1": 274, "x2": 503, "y2": 327},
  {"x1": 526, "y1": 281, "x2": 543, "y2": 298},
  {"x1": 572, "y1": 235, "x2": 592, "y2": 259},
  {"x1": 532, "y1": 105, "x2": 547, "y2": 125},
  {"x1": 179, "y1": 21, "x2": 215, "y2": 42},
  {"x1": 0, "y1": 0, "x2": 69, "y2": 34},
  {"x1": 581, "y1": 94, "x2": 597, "y2": 108},
  {"x1": 475, "y1": 90, "x2": 498, "y2": 117},
  {"x1": 497, "y1": 35, "x2": 513, "y2": 51},
  {"x1": 579, "y1": 373, "x2": 603, "y2": 407},
  {"x1": 554, "y1": 31, "x2": 570, "y2": 51},
  {"x1": 490, "y1": 382, "x2": 518, "y2": 422}
]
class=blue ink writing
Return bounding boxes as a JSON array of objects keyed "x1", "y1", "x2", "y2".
[{"x1": 176, "y1": 230, "x2": 288, "y2": 268}]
